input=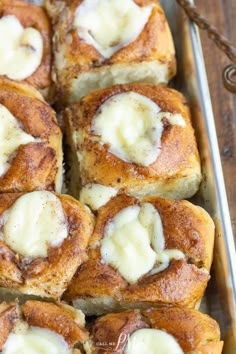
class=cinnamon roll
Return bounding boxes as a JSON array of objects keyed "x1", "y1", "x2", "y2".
[
  {"x1": 47, "y1": 0, "x2": 176, "y2": 105},
  {"x1": 64, "y1": 84, "x2": 201, "y2": 200},
  {"x1": 64, "y1": 194, "x2": 215, "y2": 315},
  {"x1": 0, "y1": 300, "x2": 88, "y2": 353},
  {"x1": 0, "y1": 0, "x2": 52, "y2": 100},
  {"x1": 0, "y1": 191, "x2": 94, "y2": 300},
  {"x1": 0, "y1": 77, "x2": 62, "y2": 193},
  {"x1": 85, "y1": 307, "x2": 223, "y2": 354}
]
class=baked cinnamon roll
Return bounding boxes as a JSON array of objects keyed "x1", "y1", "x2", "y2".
[
  {"x1": 0, "y1": 0, "x2": 52, "y2": 100},
  {"x1": 48, "y1": 0, "x2": 176, "y2": 105},
  {"x1": 85, "y1": 307, "x2": 223, "y2": 354},
  {"x1": 64, "y1": 194, "x2": 215, "y2": 315},
  {"x1": 0, "y1": 300, "x2": 88, "y2": 353},
  {"x1": 0, "y1": 191, "x2": 94, "y2": 300},
  {"x1": 0, "y1": 77, "x2": 62, "y2": 193},
  {"x1": 64, "y1": 84, "x2": 201, "y2": 200}
]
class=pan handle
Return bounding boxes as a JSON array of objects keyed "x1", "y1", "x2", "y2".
[{"x1": 176, "y1": 0, "x2": 236, "y2": 94}]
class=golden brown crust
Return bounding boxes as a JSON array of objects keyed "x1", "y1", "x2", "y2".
[
  {"x1": 64, "y1": 194, "x2": 214, "y2": 310},
  {"x1": 194, "y1": 342, "x2": 224, "y2": 354},
  {"x1": 0, "y1": 193, "x2": 94, "y2": 299},
  {"x1": 0, "y1": 300, "x2": 88, "y2": 349},
  {"x1": 0, "y1": 241, "x2": 22, "y2": 288},
  {"x1": 66, "y1": 248, "x2": 127, "y2": 299},
  {"x1": 51, "y1": 0, "x2": 176, "y2": 104},
  {"x1": 142, "y1": 308, "x2": 223, "y2": 353},
  {"x1": 1, "y1": 0, "x2": 52, "y2": 95},
  {"x1": 121, "y1": 260, "x2": 209, "y2": 307},
  {"x1": 0, "y1": 76, "x2": 45, "y2": 100},
  {"x1": 64, "y1": 84, "x2": 201, "y2": 199},
  {"x1": 0, "y1": 77, "x2": 62, "y2": 193},
  {"x1": 89, "y1": 307, "x2": 223, "y2": 353},
  {"x1": 22, "y1": 301, "x2": 89, "y2": 347},
  {"x1": 143, "y1": 196, "x2": 215, "y2": 270},
  {"x1": 91, "y1": 310, "x2": 148, "y2": 354},
  {"x1": 53, "y1": 0, "x2": 175, "y2": 69},
  {"x1": 0, "y1": 302, "x2": 17, "y2": 351}
]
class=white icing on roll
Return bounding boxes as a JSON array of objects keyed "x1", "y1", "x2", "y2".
[
  {"x1": 2, "y1": 191, "x2": 68, "y2": 258},
  {"x1": 0, "y1": 104, "x2": 36, "y2": 177},
  {"x1": 101, "y1": 203, "x2": 184, "y2": 283},
  {"x1": 92, "y1": 92, "x2": 186, "y2": 166},
  {"x1": 124, "y1": 328, "x2": 184, "y2": 354},
  {"x1": 2, "y1": 326, "x2": 72, "y2": 354},
  {"x1": 73, "y1": 0, "x2": 152, "y2": 58},
  {"x1": 0, "y1": 15, "x2": 43, "y2": 80},
  {"x1": 80, "y1": 184, "x2": 118, "y2": 210}
]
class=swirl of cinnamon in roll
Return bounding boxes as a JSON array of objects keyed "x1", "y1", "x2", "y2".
[
  {"x1": 0, "y1": 300, "x2": 88, "y2": 353},
  {"x1": 64, "y1": 84, "x2": 201, "y2": 200},
  {"x1": 0, "y1": 191, "x2": 94, "y2": 300},
  {"x1": 86, "y1": 307, "x2": 223, "y2": 354},
  {"x1": 0, "y1": 0, "x2": 52, "y2": 100},
  {"x1": 64, "y1": 194, "x2": 214, "y2": 315},
  {"x1": 47, "y1": 0, "x2": 176, "y2": 105},
  {"x1": 0, "y1": 77, "x2": 62, "y2": 193}
]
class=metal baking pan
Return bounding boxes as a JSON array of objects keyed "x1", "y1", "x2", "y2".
[
  {"x1": 24, "y1": 0, "x2": 236, "y2": 352},
  {"x1": 159, "y1": 1, "x2": 236, "y2": 352}
]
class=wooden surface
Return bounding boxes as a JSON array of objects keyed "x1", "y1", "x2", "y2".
[{"x1": 195, "y1": 0, "x2": 236, "y2": 239}]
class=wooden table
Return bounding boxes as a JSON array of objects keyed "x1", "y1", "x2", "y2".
[{"x1": 196, "y1": 0, "x2": 236, "y2": 239}]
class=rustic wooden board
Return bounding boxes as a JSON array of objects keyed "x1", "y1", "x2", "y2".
[{"x1": 195, "y1": 0, "x2": 236, "y2": 240}]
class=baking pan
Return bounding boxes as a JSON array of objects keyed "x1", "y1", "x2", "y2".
[
  {"x1": 160, "y1": 1, "x2": 236, "y2": 352},
  {"x1": 21, "y1": 0, "x2": 236, "y2": 352}
]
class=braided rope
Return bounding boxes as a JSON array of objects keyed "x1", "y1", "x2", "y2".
[
  {"x1": 176, "y1": 0, "x2": 236, "y2": 63},
  {"x1": 176, "y1": 0, "x2": 236, "y2": 92}
]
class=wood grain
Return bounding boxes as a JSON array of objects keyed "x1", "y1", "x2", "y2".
[{"x1": 195, "y1": 0, "x2": 236, "y2": 240}]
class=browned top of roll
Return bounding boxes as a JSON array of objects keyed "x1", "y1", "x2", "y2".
[
  {"x1": 0, "y1": 77, "x2": 62, "y2": 193},
  {"x1": 22, "y1": 301, "x2": 89, "y2": 347},
  {"x1": 0, "y1": 301, "x2": 88, "y2": 349},
  {"x1": 51, "y1": 0, "x2": 176, "y2": 76},
  {"x1": 90, "y1": 307, "x2": 223, "y2": 354},
  {"x1": 0, "y1": 303, "x2": 17, "y2": 351},
  {"x1": 64, "y1": 194, "x2": 214, "y2": 308},
  {"x1": 0, "y1": 193, "x2": 94, "y2": 299},
  {"x1": 65, "y1": 84, "x2": 200, "y2": 192}
]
